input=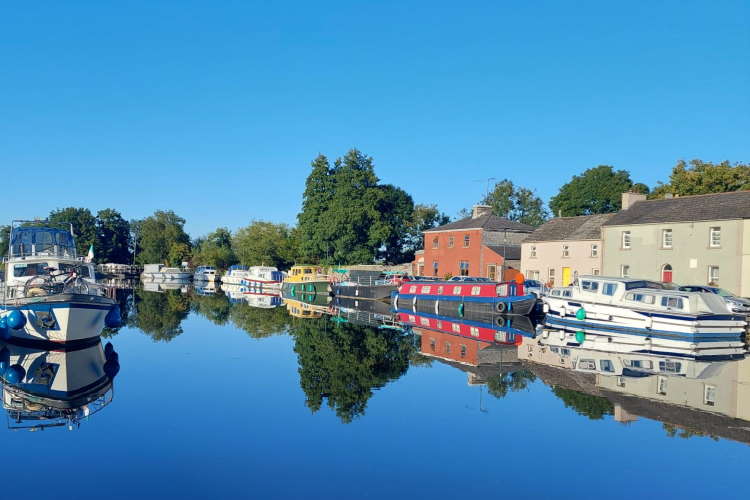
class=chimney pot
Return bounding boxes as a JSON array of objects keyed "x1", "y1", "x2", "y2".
[{"x1": 621, "y1": 191, "x2": 647, "y2": 211}]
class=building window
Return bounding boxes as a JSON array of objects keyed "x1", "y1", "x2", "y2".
[
  {"x1": 548, "y1": 267, "x2": 555, "y2": 285},
  {"x1": 590, "y1": 244, "x2": 598, "y2": 257},
  {"x1": 621, "y1": 231, "x2": 631, "y2": 249},
  {"x1": 708, "y1": 265, "x2": 719, "y2": 285},
  {"x1": 529, "y1": 270, "x2": 540, "y2": 280},
  {"x1": 657, "y1": 376, "x2": 667, "y2": 395},
  {"x1": 709, "y1": 227, "x2": 721, "y2": 248},
  {"x1": 487, "y1": 264, "x2": 496, "y2": 281},
  {"x1": 592, "y1": 268, "x2": 600, "y2": 275},
  {"x1": 463, "y1": 234, "x2": 470, "y2": 248},
  {"x1": 530, "y1": 245, "x2": 537, "y2": 258},
  {"x1": 562, "y1": 245, "x2": 570, "y2": 258},
  {"x1": 460, "y1": 345, "x2": 467, "y2": 358},
  {"x1": 444, "y1": 342, "x2": 451, "y2": 354},
  {"x1": 448, "y1": 236, "x2": 454, "y2": 248},
  {"x1": 432, "y1": 260, "x2": 439, "y2": 277},
  {"x1": 459, "y1": 261, "x2": 469, "y2": 276},
  {"x1": 662, "y1": 229, "x2": 672, "y2": 249},
  {"x1": 704, "y1": 385, "x2": 716, "y2": 406},
  {"x1": 432, "y1": 236, "x2": 439, "y2": 249},
  {"x1": 621, "y1": 265, "x2": 630, "y2": 278}
]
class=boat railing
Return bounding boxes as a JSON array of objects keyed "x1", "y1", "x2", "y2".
[{"x1": 1, "y1": 278, "x2": 105, "y2": 306}]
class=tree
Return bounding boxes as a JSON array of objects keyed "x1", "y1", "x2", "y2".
[
  {"x1": 192, "y1": 227, "x2": 237, "y2": 271},
  {"x1": 190, "y1": 290, "x2": 232, "y2": 326},
  {"x1": 549, "y1": 166, "x2": 647, "y2": 216},
  {"x1": 551, "y1": 387, "x2": 614, "y2": 420},
  {"x1": 297, "y1": 154, "x2": 335, "y2": 262},
  {"x1": 48, "y1": 207, "x2": 97, "y2": 258},
  {"x1": 482, "y1": 179, "x2": 548, "y2": 226},
  {"x1": 372, "y1": 184, "x2": 414, "y2": 263},
  {"x1": 403, "y1": 204, "x2": 450, "y2": 259},
  {"x1": 486, "y1": 370, "x2": 537, "y2": 398},
  {"x1": 134, "y1": 210, "x2": 191, "y2": 265},
  {"x1": 128, "y1": 288, "x2": 189, "y2": 341},
  {"x1": 651, "y1": 159, "x2": 750, "y2": 198},
  {"x1": 230, "y1": 302, "x2": 291, "y2": 338},
  {"x1": 232, "y1": 221, "x2": 297, "y2": 269},
  {"x1": 96, "y1": 209, "x2": 131, "y2": 264}
]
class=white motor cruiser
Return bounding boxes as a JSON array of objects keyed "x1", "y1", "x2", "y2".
[
  {"x1": 542, "y1": 276, "x2": 747, "y2": 355},
  {"x1": 193, "y1": 266, "x2": 219, "y2": 282},
  {"x1": 0, "y1": 222, "x2": 119, "y2": 344},
  {"x1": 140, "y1": 264, "x2": 193, "y2": 281},
  {"x1": 221, "y1": 265, "x2": 283, "y2": 288}
]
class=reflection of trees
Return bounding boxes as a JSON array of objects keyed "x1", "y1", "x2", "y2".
[
  {"x1": 487, "y1": 370, "x2": 537, "y2": 399},
  {"x1": 551, "y1": 387, "x2": 614, "y2": 420},
  {"x1": 190, "y1": 291, "x2": 232, "y2": 326},
  {"x1": 101, "y1": 288, "x2": 133, "y2": 338},
  {"x1": 230, "y1": 302, "x2": 291, "y2": 339},
  {"x1": 290, "y1": 318, "x2": 415, "y2": 423},
  {"x1": 663, "y1": 423, "x2": 719, "y2": 441},
  {"x1": 128, "y1": 289, "x2": 189, "y2": 341}
]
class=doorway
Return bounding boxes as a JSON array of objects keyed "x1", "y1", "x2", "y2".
[
  {"x1": 562, "y1": 267, "x2": 572, "y2": 286},
  {"x1": 662, "y1": 264, "x2": 673, "y2": 283}
]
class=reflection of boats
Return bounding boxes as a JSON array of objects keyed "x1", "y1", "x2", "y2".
[
  {"x1": 0, "y1": 339, "x2": 120, "y2": 430},
  {"x1": 0, "y1": 222, "x2": 119, "y2": 344},
  {"x1": 332, "y1": 270, "x2": 404, "y2": 301},
  {"x1": 283, "y1": 298, "x2": 328, "y2": 319},
  {"x1": 142, "y1": 279, "x2": 191, "y2": 293},
  {"x1": 520, "y1": 336, "x2": 750, "y2": 445},
  {"x1": 396, "y1": 308, "x2": 533, "y2": 345},
  {"x1": 393, "y1": 280, "x2": 537, "y2": 316},
  {"x1": 194, "y1": 266, "x2": 219, "y2": 282},
  {"x1": 543, "y1": 276, "x2": 747, "y2": 354},
  {"x1": 193, "y1": 281, "x2": 218, "y2": 295},
  {"x1": 330, "y1": 296, "x2": 402, "y2": 330},
  {"x1": 220, "y1": 283, "x2": 281, "y2": 307},
  {"x1": 141, "y1": 264, "x2": 192, "y2": 281},
  {"x1": 221, "y1": 265, "x2": 284, "y2": 287}
]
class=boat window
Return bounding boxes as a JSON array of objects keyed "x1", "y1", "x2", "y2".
[
  {"x1": 551, "y1": 289, "x2": 561, "y2": 296},
  {"x1": 59, "y1": 263, "x2": 91, "y2": 278},
  {"x1": 470, "y1": 327, "x2": 479, "y2": 337},
  {"x1": 660, "y1": 296, "x2": 683, "y2": 309},
  {"x1": 420, "y1": 317, "x2": 430, "y2": 326},
  {"x1": 13, "y1": 262, "x2": 50, "y2": 277},
  {"x1": 495, "y1": 332, "x2": 508, "y2": 343},
  {"x1": 623, "y1": 359, "x2": 653, "y2": 369},
  {"x1": 562, "y1": 290, "x2": 572, "y2": 298},
  {"x1": 600, "y1": 360, "x2": 615, "y2": 372},
  {"x1": 452, "y1": 323, "x2": 461, "y2": 333},
  {"x1": 659, "y1": 360, "x2": 681, "y2": 373},
  {"x1": 625, "y1": 293, "x2": 655, "y2": 304},
  {"x1": 581, "y1": 280, "x2": 599, "y2": 292},
  {"x1": 408, "y1": 315, "x2": 416, "y2": 323},
  {"x1": 453, "y1": 286, "x2": 462, "y2": 295},
  {"x1": 408, "y1": 286, "x2": 417, "y2": 293},
  {"x1": 578, "y1": 359, "x2": 596, "y2": 370},
  {"x1": 496, "y1": 284, "x2": 509, "y2": 296},
  {"x1": 602, "y1": 283, "x2": 618, "y2": 296},
  {"x1": 304, "y1": 268, "x2": 312, "y2": 274},
  {"x1": 550, "y1": 346, "x2": 560, "y2": 353},
  {"x1": 436, "y1": 321, "x2": 443, "y2": 329},
  {"x1": 437, "y1": 286, "x2": 444, "y2": 294},
  {"x1": 561, "y1": 348, "x2": 571, "y2": 356},
  {"x1": 421, "y1": 286, "x2": 431, "y2": 294},
  {"x1": 471, "y1": 286, "x2": 481, "y2": 295}
]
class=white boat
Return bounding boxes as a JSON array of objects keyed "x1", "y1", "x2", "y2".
[
  {"x1": 0, "y1": 338, "x2": 118, "y2": 430},
  {"x1": 140, "y1": 264, "x2": 193, "y2": 281},
  {"x1": 193, "y1": 266, "x2": 219, "y2": 282},
  {"x1": 221, "y1": 265, "x2": 283, "y2": 288},
  {"x1": 219, "y1": 283, "x2": 281, "y2": 308},
  {"x1": 542, "y1": 276, "x2": 747, "y2": 354},
  {"x1": 0, "y1": 222, "x2": 119, "y2": 344}
]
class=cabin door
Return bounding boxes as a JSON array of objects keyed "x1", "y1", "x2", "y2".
[
  {"x1": 662, "y1": 264, "x2": 673, "y2": 283},
  {"x1": 562, "y1": 267, "x2": 572, "y2": 286}
]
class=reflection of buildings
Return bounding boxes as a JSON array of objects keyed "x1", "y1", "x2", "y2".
[
  {"x1": 520, "y1": 337, "x2": 750, "y2": 444},
  {"x1": 1, "y1": 339, "x2": 119, "y2": 431}
]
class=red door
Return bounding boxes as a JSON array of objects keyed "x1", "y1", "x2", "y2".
[{"x1": 662, "y1": 265, "x2": 673, "y2": 283}]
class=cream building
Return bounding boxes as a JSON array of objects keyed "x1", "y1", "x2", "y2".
[
  {"x1": 521, "y1": 213, "x2": 612, "y2": 286},
  {"x1": 602, "y1": 191, "x2": 750, "y2": 297}
]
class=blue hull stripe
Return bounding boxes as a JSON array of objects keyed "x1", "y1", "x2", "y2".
[{"x1": 545, "y1": 316, "x2": 743, "y2": 342}]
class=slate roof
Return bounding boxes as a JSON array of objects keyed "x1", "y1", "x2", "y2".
[
  {"x1": 485, "y1": 245, "x2": 522, "y2": 260},
  {"x1": 427, "y1": 214, "x2": 535, "y2": 233},
  {"x1": 524, "y1": 213, "x2": 612, "y2": 242},
  {"x1": 604, "y1": 191, "x2": 750, "y2": 226}
]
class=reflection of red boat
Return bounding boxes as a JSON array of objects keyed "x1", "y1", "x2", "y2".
[{"x1": 397, "y1": 311, "x2": 523, "y2": 346}]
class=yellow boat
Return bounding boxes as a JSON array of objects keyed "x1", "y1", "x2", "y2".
[
  {"x1": 283, "y1": 298, "x2": 327, "y2": 319},
  {"x1": 284, "y1": 265, "x2": 329, "y2": 283}
]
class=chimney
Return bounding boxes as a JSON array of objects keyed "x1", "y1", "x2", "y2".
[
  {"x1": 621, "y1": 192, "x2": 647, "y2": 211},
  {"x1": 472, "y1": 204, "x2": 492, "y2": 219}
]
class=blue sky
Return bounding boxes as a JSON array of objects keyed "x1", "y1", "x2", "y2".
[{"x1": 2, "y1": 1, "x2": 748, "y2": 237}]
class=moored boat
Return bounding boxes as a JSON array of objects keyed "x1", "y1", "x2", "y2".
[
  {"x1": 392, "y1": 279, "x2": 537, "y2": 316},
  {"x1": 193, "y1": 266, "x2": 219, "y2": 282},
  {"x1": 141, "y1": 264, "x2": 192, "y2": 281},
  {"x1": 542, "y1": 276, "x2": 747, "y2": 354},
  {"x1": 221, "y1": 265, "x2": 284, "y2": 287},
  {"x1": 0, "y1": 222, "x2": 120, "y2": 344},
  {"x1": 281, "y1": 265, "x2": 331, "y2": 297}
]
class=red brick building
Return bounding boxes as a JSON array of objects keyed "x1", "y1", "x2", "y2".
[{"x1": 413, "y1": 205, "x2": 533, "y2": 280}]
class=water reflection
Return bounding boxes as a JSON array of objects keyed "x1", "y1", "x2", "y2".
[{"x1": 0, "y1": 339, "x2": 119, "y2": 431}]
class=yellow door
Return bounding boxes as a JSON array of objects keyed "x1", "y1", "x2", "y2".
[{"x1": 562, "y1": 267, "x2": 571, "y2": 286}]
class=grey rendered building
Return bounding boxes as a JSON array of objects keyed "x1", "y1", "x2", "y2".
[{"x1": 601, "y1": 191, "x2": 750, "y2": 297}]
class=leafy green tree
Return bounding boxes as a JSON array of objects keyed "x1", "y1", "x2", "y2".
[
  {"x1": 48, "y1": 207, "x2": 97, "y2": 257},
  {"x1": 662, "y1": 423, "x2": 718, "y2": 441},
  {"x1": 134, "y1": 210, "x2": 191, "y2": 265},
  {"x1": 290, "y1": 317, "x2": 414, "y2": 423},
  {"x1": 403, "y1": 204, "x2": 450, "y2": 259},
  {"x1": 483, "y1": 179, "x2": 548, "y2": 226},
  {"x1": 651, "y1": 159, "x2": 750, "y2": 198},
  {"x1": 232, "y1": 221, "x2": 297, "y2": 269},
  {"x1": 230, "y1": 302, "x2": 291, "y2": 338},
  {"x1": 486, "y1": 370, "x2": 537, "y2": 398},
  {"x1": 297, "y1": 154, "x2": 335, "y2": 262},
  {"x1": 549, "y1": 166, "x2": 647, "y2": 216},
  {"x1": 128, "y1": 288, "x2": 189, "y2": 341},
  {"x1": 192, "y1": 227, "x2": 237, "y2": 271},
  {"x1": 372, "y1": 184, "x2": 415, "y2": 263},
  {"x1": 551, "y1": 387, "x2": 614, "y2": 420},
  {"x1": 96, "y1": 209, "x2": 131, "y2": 264},
  {"x1": 190, "y1": 290, "x2": 233, "y2": 326}
]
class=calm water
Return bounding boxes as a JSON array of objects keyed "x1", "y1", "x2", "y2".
[{"x1": 2, "y1": 285, "x2": 749, "y2": 499}]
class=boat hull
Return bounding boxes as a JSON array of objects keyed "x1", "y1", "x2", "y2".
[
  {"x1": 1, "y1": 294, "x2": 116, "y2": 344},
  {"x1": 333, "y1": 284, "x2": 396, "y2": 300},
  {"x1": 392, "y1": 292, "x2": 537, "y2": 316}
]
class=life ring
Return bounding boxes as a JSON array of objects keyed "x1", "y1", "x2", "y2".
[{"x1": 496, "y1": 301, "x2": 507, "y2": 313}]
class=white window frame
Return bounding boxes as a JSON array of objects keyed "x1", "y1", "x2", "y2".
[
  {"x1": 548, "y1": 267, "x2": 556, "y2": 284},
  {"x1": 562, "y1": 244, "x2": 570, "y2": 258},
  {"x1": 621, "y1": 264, "x2": 631, "y2": 278},
  {"x1": 590, "y1": 244, "x2": 598, "y2": 257},
  {"x1": 704, "y1": 384, "x2": 716, "y2": 406},
  {"x1": 530, "y1": 245, "x2": 537, "y2": 258},
  {"x1": 662, "y1": 229, "x2": 672, "y2": 249},
  {"x1": 709, "y1": 226, "x2": 721, "y2": 248},
  {"x1": 707, "y1": 265, "x2": 719, "y2": 284},
  {"x1": 622, "y1": 231, "x2": 631, "y2": 250},
  {"x1": 592, "y1": 268, "x2": 600, "y2": 276}
]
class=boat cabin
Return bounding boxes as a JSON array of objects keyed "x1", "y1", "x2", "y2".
[
  {"x1": 286, "y1": 265, "x2": 328, "y2": 283},
  {"x1": 398, "y1": 280, "x2": 525, "y2": 298}
]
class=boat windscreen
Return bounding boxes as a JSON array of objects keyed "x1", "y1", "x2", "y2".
[
  {"x1": 624, "y1": 280, "x2": 666, "y2": 290},
  {"x1": 10, "y1": 227, "x2": 75, "y2": 256}
]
